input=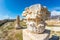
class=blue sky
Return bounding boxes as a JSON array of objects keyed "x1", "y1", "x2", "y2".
[{"x1": 0, "y1": 0, "x2": 60, "y2": 20}]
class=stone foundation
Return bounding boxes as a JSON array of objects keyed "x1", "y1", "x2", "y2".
[{"x1": 23, "y1": 29, "x2": 50, "y2": 40}]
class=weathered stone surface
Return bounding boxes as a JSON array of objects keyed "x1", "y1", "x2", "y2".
[
  {"x1": 22, "y1": 4, "x2": 50, "y2": 33},
  {"x1": 22, "y1": 4, "x2": 50, "y2": 19},
  {"x1": 23, "y1": 29, "x2": 50, "y2": 40},
  {"x1": 27, "y1": 21, "x2": 46, "y2": 33},
  {"x1": 15, "y1": 15, "x2": 21, "y2": 29}
]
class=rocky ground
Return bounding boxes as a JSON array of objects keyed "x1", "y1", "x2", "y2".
[
  {"x1": 0, "y1": 21, "x2": 60, "y2": 40},
  {"x1": 0, "y1": 22, "x2": 23, "y2": 40}
]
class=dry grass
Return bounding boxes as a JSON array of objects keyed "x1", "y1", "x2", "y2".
[
  {"x1": 0, "y1": 21, "x2": 23, "y2": 40},
  {"x1": 0, "y1": 20, "x2": 60, "y2": 40}
]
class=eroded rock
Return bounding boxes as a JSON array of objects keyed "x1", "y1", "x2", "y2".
[{"x1": 22, "y1": 4, "x2": 50, "y2": 33}]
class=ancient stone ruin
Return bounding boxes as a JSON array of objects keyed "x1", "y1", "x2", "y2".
[
  {"x1": 15, "y1": 15, "x2": 21, "y2": 29},
  {"x1": 22, "y1": 4, "x2": 50, "y2": 33},
  {"x1": 22, "y1": 4, "x2": 50, "y2": 40}
]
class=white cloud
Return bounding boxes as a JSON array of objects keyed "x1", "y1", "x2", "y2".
[
  {"x1": 0, "y1": 14, "x2": 15, "y2": 20},
  {"x1": 51, "y1": 10, "x2": 60, "y2": 16},
  {"x1": 51, "y1": 7, "x2": 60, "y2": 16},
  {"x1": 3, "y1": 15, "x2": 10, "y2": 19},
  {"x1": 53, "y1": 7, "x2": 60, "y2": 11}
]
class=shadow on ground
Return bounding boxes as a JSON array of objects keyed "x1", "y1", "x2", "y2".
[
  {"x1": 49, "y1": 35, "x2": 60, "y2": 40},
  {"x1": 16, "y1": 26, "x2": 27, "y2": 30}
]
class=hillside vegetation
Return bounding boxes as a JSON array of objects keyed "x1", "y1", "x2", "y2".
[
  {"x1": 0, "y1": 20, "x2": 60, "y2": 40},
  {"x1": 0, "y1": 21, "x2": 23, "y2": 40}
]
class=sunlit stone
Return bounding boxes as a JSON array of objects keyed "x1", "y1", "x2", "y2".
[
  {"x1": 22, "y1": 4, "x2": 50, "y2": 33},
  {"x1": 15, "y1": 15, "x2": 21, "y2": 29}
]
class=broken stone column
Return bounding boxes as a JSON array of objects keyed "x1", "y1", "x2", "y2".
[
  {"x1": 22, "y1": 4, "x2": 50, "y2": 33},
  {"x1": 15, "y1": 15, "x2": 21, "y2": 29},
  {"x1": 23, "y1": 29, "x2": 50, "y2": 40},
  {"x1": 22, "y1": 4, "x2": 50, "y2": 40}
]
